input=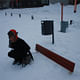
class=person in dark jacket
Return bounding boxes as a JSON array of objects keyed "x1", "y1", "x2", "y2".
[{"x1": 8, "y1": 29, "x2": 33, "y2": 66}]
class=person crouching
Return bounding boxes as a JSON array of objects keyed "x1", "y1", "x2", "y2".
[{"x1": 8, "y1": 29, "x2": 33, "y2": 67}]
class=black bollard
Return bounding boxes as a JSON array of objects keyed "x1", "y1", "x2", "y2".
[
  {"x1": 5, "y1": 12, "x2": 7, "y2": 16},
  {"x1": 70, "y1": 20, "x2": 73, "y2": 25},
  {"x1": 19, "y1": 14, "x2": 21, "y2": 18},
  {"x1": 11, "y1": 13, "x2": 13, "y2": 16},
  {"x1": 31, "y1": 15, "x2": 34, "y2": 20}
]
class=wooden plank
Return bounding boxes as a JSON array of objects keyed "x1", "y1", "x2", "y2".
[{"x1": 36, "y1": 44, "x2": 75, "y2": 72}]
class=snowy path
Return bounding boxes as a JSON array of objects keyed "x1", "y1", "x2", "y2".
[{"x1": 0, "y1": 3, "x2": 80, "y2": 80}]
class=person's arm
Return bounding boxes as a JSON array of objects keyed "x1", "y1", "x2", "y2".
[
  {"x1": 9, "y1": 40, "x2": 15, "y2": 48},
  {"x1": 22, "y1": 40, "x2": 30, "y2": 52}
]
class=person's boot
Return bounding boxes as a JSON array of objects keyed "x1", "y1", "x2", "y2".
[
  {"x1": 12, "y1": 59, "x2": 18, "y2": 65},
  {"x1": 17, "y1": 59, "x2": 22, "y2": 65}
]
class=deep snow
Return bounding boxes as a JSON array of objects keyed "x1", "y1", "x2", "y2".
[{"x1": 0, "y1": 3, "x2": 80, "y2": 80}]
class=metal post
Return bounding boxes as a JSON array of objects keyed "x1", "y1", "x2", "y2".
[
  {"x1": 61, "y1": 3, "x2": 63, "y2": 21},
  {"x1": 74, "y1": 0, "x2": 77, "y2": 13},
  {"x1": 52, "y1": 21, "x2": 54, "y2": 44}
]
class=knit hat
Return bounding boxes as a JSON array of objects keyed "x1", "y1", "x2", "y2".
[{"x1": 8, "y1": 29, "x2": 18, "y2": 39}]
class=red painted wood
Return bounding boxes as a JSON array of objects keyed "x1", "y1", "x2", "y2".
[
  {"x1": 36, "y1": 44, "x2": 75, "y2": 72},
  {"x1": 74, "y1": 0, "x2": 77, "y2": 13},
  {"x1": 61, "y1": 3, "x2": 63, "y2": 21}
]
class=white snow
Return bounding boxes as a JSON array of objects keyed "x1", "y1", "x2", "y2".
[{"x1": 0, "y1": 3, "x2": 80, "y2": 80}]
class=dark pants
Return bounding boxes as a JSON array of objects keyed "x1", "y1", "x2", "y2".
[
  {"x1": 8, "y1": 50, "x2": 33, "y2": 64},
  {"x1": 8, "y1": 50, "x2": 25, "y2": 62}
]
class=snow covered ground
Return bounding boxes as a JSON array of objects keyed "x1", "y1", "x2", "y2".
[{"x1": 0, "y1": 3, "x2": 80, "y2": 80}]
